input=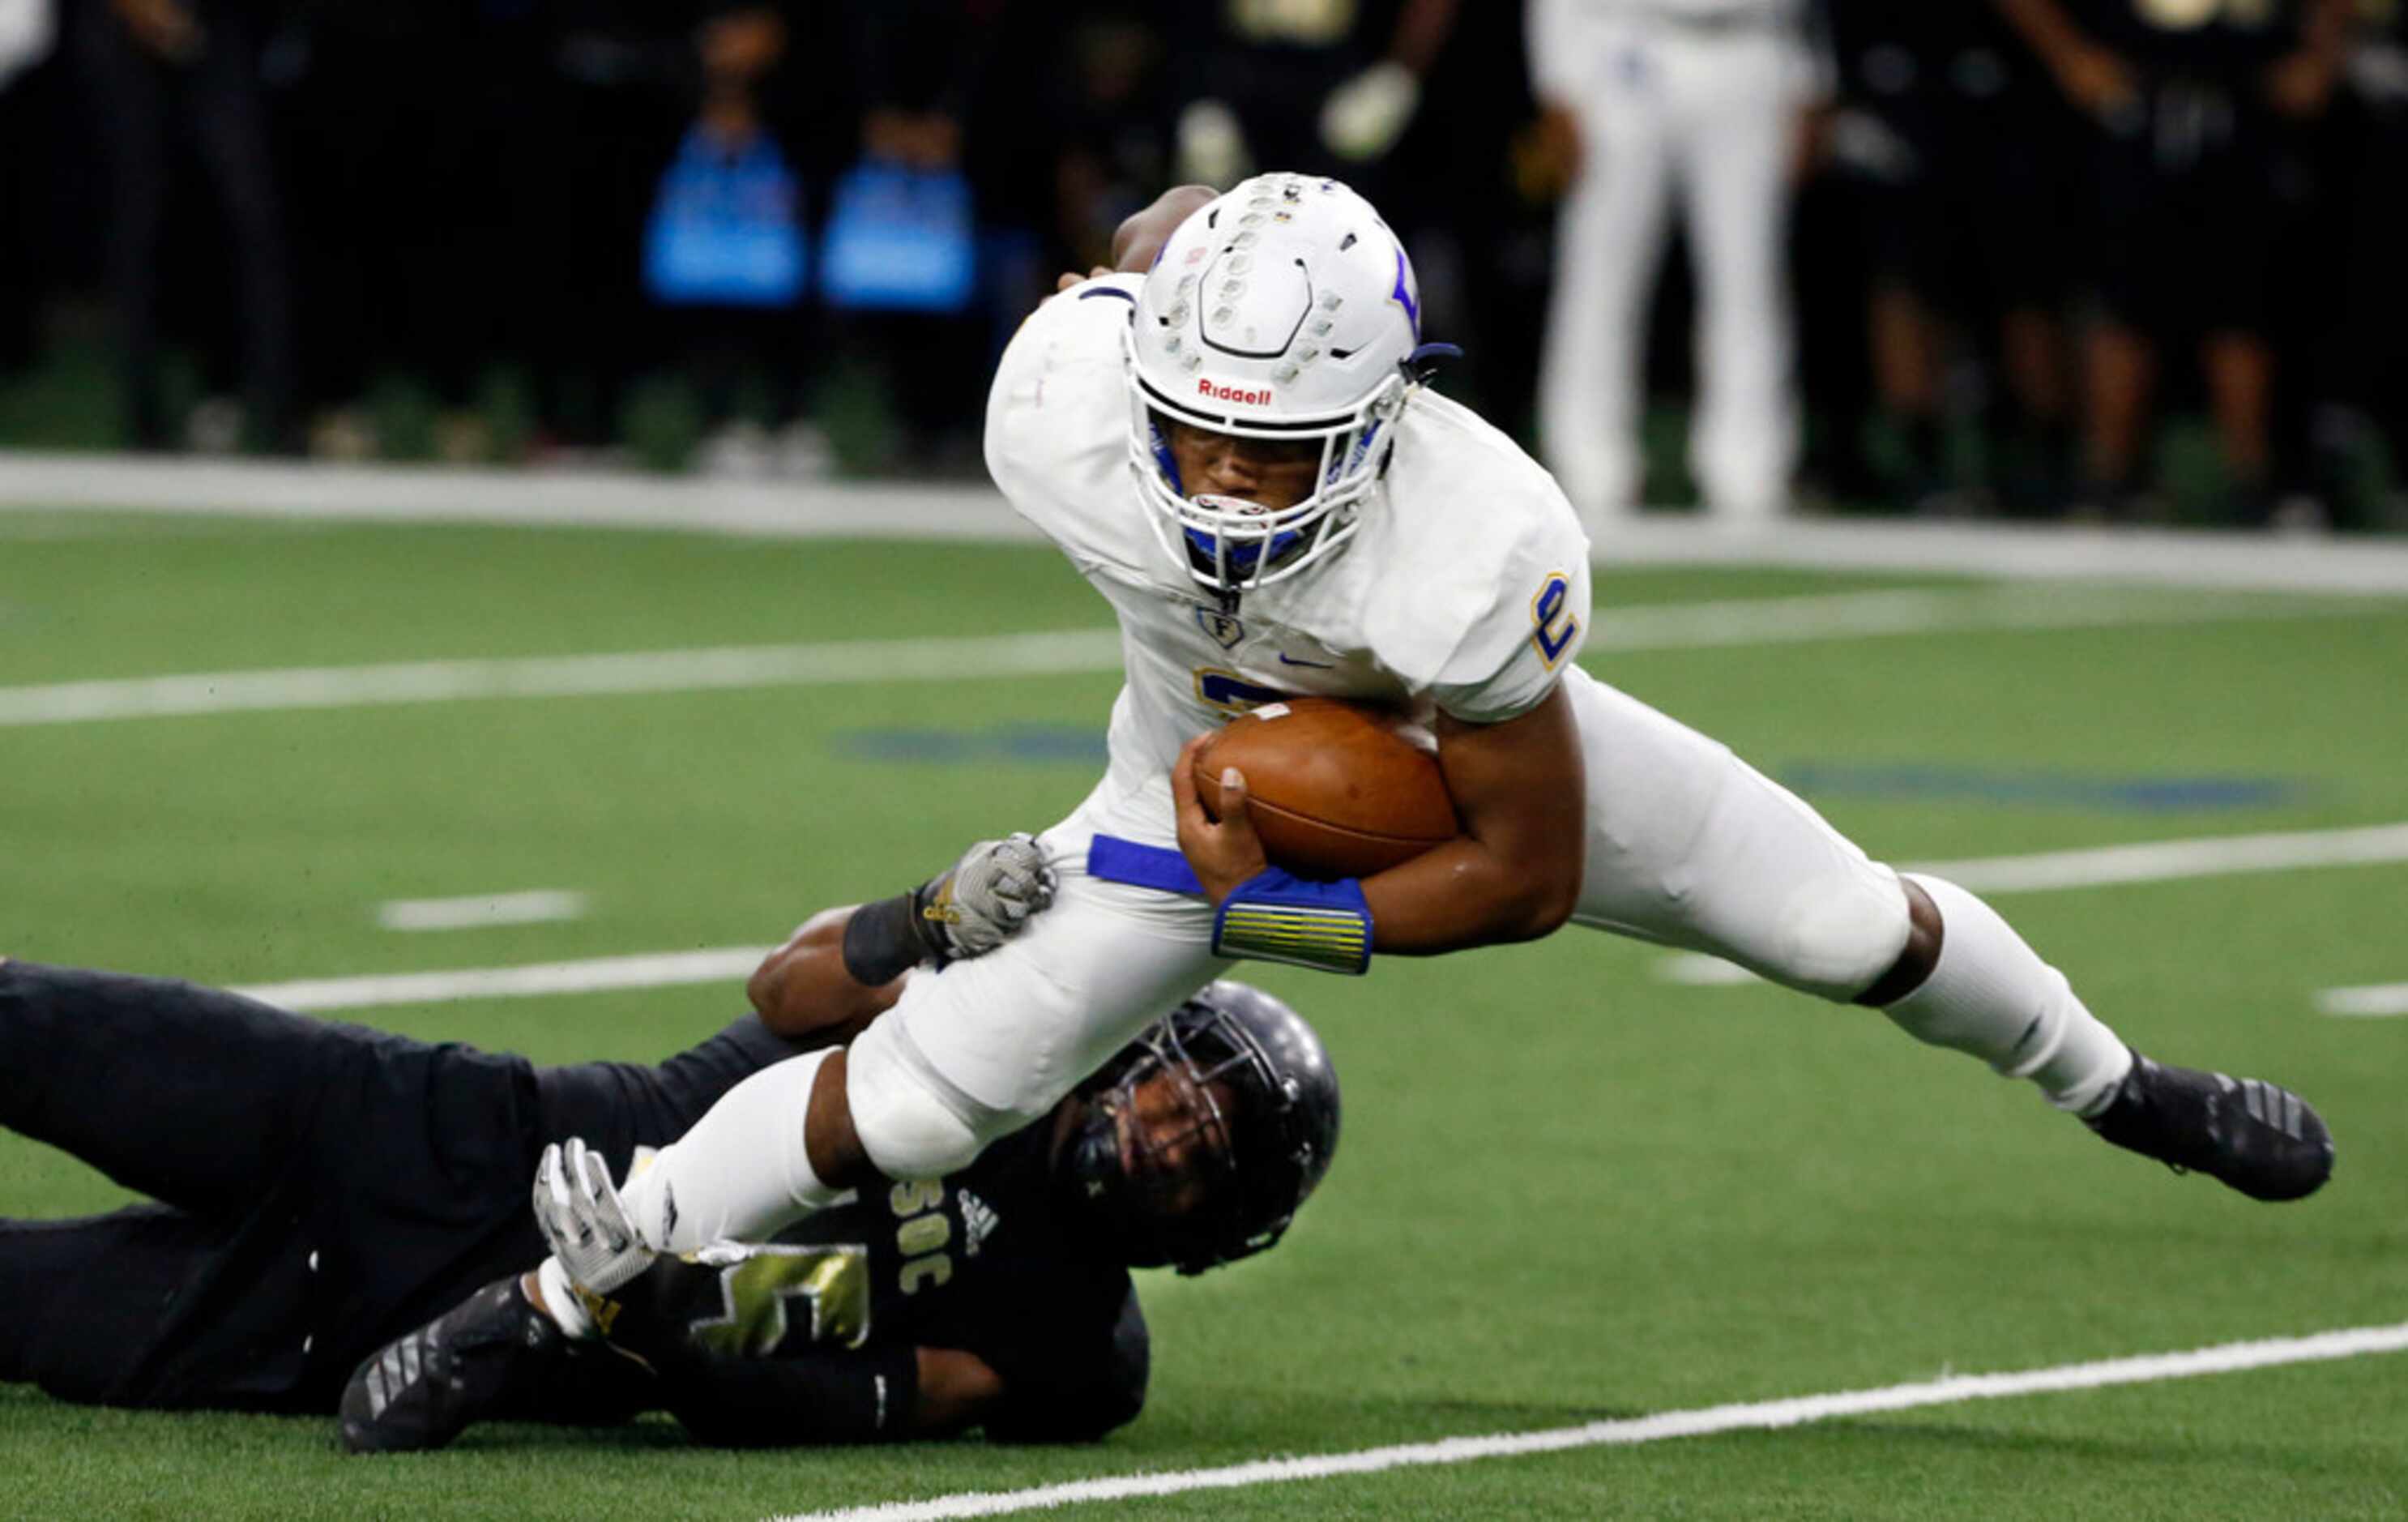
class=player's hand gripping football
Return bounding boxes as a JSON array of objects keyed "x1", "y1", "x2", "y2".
[
  {"x1": 1172, "y1": 733, "x2": 1270, "y2": 907},
  {"x1": 532, "y1": 1139, "x2": 654, "y2": 1298},
  {"x1": 916, "y1": 832, "x2": 1057, "y2": 960}
]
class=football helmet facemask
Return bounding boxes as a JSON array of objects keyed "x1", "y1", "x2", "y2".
[
  {"x1": 1124, "y1": 173, "x2": 1443, "y2": 594},
  {"x1": 1061, "y1": 981, "x2": 1342, "y2": 1275}
]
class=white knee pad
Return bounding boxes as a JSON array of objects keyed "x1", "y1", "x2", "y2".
[
  {"x1": 846, "y1": 1016, "x2": 1007, "y2": 1181},
  {"x1": 1768, "y1": 864, "x2": 1914, "y2": 1003}
]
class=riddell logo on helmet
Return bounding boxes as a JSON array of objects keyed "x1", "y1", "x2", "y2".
[{"x1": 1198, "y1": 378, "x2": 1274, "y2": 407}]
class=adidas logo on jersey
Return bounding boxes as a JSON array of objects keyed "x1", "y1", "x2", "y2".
[
  {"x1": 1198, "y1": 378, "x2": 1273, "y2": 407},
  {"x1": 959, "y1": 1190, "x2": 1001, "y2": 1258}
]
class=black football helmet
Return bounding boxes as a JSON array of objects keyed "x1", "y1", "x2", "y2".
[{"x1": 1061, "y1": 981, "x2": 1341, "y2": 1275}]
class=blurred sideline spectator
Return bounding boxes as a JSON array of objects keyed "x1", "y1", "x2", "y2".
[
  {"x1": 1823, "y1": 2, "x2": 2080, "y2": 516},
  {"x1": 284, "y1": 2, "x2": 532, "y2": 462},
  {"x1": 1048, "y1": 13, "x2": 1171, "y2": 276},
  {"x1": 0, "y1": 0, "x2": 2400, "y2": 528},
  {"x1": 1169, "y1": 0, "x2": 1458, "y2": 194},
  {"x1": 645, "y1": 5, "x2": 819, "y2": 477},
  {"x1": 1529, "y1": 0, "x2": 1814, "y2": 528},
  {"x1": 1996, "y1": 0, "x2": 2354, "y2": 524},
  {"x1": 2316, "y1": 0, "x2": 2408, "y2": 524},
  {"x1": 75, "y1": 0, "x2": 297, "y2": 451}
]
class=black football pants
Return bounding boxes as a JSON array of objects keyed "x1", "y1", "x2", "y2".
[{"x1": 0, "y1": 960, "x2": 809, "y2": 1409}]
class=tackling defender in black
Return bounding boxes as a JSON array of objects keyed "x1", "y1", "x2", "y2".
[
  {"x1": 342, "y1": 981, "x2": 1338, "y2": 1452},
  {"x1": 0, "y1": 840, "x2": 1342, "y2": 1450}
]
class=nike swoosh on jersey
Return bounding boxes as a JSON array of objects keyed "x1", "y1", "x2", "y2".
[{"x1": 1277, "y1": 652, "x2": 1334, "y2": 668}]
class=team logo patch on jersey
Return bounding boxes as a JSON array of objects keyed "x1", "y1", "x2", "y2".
[
  {"x1": 1195, "y1": 606, "x2": 1247, "y2": 649},
  {"x1": 959, "y1": 1191, "x2": 1001, "y2": 1259}
]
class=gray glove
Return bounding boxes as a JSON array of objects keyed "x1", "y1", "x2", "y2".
[
  {"x1": 532, "y1": 1138, "x2": 654, "y2": 1298},
  {"x1": 916, "y1": 832, "x2": 1057, "y2": 960}
]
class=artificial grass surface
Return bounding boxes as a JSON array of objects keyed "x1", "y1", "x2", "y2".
[{"x1": 2, "y1": 514, "x2": 2402, "y2": 1518}]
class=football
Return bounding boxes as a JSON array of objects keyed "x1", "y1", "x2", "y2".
[{"x1": 1193, "y1": 698, "x2": 1458, "y2": 879}]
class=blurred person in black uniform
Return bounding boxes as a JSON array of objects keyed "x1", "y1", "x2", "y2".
[
  {"x1": 280, "y1": 0, "x2": 541, "y2": 460},
  {"x1": 72, "y1": 0, "x2": 298, "y2": 451},
  {"x1": 1040, "y1": 8, "x2": 1172, "y2": 283},
  {"x1": 1168, "y1": 0, "x2": 1459, "y2": 196},
  {"x1": 655, "y1": 2, "x2": 849, "y2": 472},
  {"x1": 1997, "y1": 0, "x2": 2354, "y2": 522},
  {"x1": 2318, "y1": 0, "x2": 2408, "y2": 523},
  {"x1": 1389, "y1": 2, "x2": 1554, "y2": 438},
  {"x1": 1825, "y1": 1, "x2": 2082, "y2": 514}
]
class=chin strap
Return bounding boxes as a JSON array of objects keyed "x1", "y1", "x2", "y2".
[
  {"x1": 1212, "y1": 868, "x2": 1373, "y2": 976},
  {"x1": 1403, "y1": 341, "x2": 1462, "y2": 386}
]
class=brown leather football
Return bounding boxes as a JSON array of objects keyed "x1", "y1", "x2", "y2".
[{"x1": 1193, "y1": 698, "x2": 1458, "y2": 879}]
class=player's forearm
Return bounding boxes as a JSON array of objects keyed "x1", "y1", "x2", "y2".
[
  {"x1": 1361, "y1": 836, "x2": 1580, "y2": 952},
  {"x1": 1363, "y1": 687, "x2": 1586, "y2": 953},
  {"x1": 746, "y1": 906, "x2": 903, "y2": 1041}
]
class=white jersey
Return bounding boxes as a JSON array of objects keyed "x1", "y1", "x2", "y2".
[{"x1": 985, "y1": 275, "x2": 1593, "y2": 849}]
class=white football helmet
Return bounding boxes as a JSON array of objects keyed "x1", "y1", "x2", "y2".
[{"x1": 1125, "y1": 174, "x2": 1438, "y2": 593}]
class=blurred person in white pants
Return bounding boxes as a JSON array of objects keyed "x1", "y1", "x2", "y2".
[{"x1": 1529, "y1": 0, "x2": 1812, "y2": 524}]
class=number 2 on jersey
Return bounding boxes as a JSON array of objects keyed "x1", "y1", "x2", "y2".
[{"x1": 1530, "y1": 572, "x2": 1579, "y2": 667}]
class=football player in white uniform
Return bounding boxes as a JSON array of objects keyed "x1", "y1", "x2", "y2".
[{"x1": 527, "y1": 176, "x2": 2330, "y2": 1317}]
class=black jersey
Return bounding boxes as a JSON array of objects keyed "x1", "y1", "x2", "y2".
[
  {"x1": 0, "y1": 962, "x2": 1143, "y2": 1442},
  {"x1": 607, "y1": 1120, "x2": 1147, "y2": 1444}
]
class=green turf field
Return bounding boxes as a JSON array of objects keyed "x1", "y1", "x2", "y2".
[{"x1": 3, "y1": 511, "x2": 2405, "y2": 1520}]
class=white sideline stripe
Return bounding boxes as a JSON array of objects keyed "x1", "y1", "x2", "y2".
[
  {"x1": 771, "y1": 1321, "x2": 2408, "y2": 1522},
  {"x1": 2315, "y1": 983, "x2": 2408, "y2": 1017},
  {"x1": 374, "y1": 890, "x2": 589, "y2": 932},
  {"x1": 230, "y1": 947, "x2": 769, "y2": 1014},
  {"x1": 0, "y1": 588, "x2": 2362, "y2": 728},
  {"x1": 8, "y1": 451, "x2": 2408, "y2": 595},
  {"x1": 0, "y1": 630, "x2": 1125, "y2": 727},
  {"x1": 1658, "y1": 823, "x2": 2408, "y2": 988}
]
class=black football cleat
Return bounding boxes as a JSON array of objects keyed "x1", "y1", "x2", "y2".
[
  {"x1": 339, "y1": 1275, "x2": 563, "y2": 1454},
  {"x1": 2086, "y1": 1050, "x2": 2333, "y2": 1202}
]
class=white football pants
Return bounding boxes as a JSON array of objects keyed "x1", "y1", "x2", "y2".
[
  {"x1": 843, "y1": 665, "x2": 1907, "y2": 1180},
  {"x1": 1536, "y1": 14, "x2": 1805, "y2": 523}
]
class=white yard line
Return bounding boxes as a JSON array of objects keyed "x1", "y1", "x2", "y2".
[
  {"x1": 0, "y1": 588, "x2": 2365, "y2": 728},
  {"x1": 230, "y1": 947, "x2": 769, "y2": 1014},
  {"x1": 2314, "y1": 984, "x2": 2408, "y2": 1018},
  {"x1": 0, "y1": 630, "x2": 1125, "y2": 727},
  {"x1": 375, "y1": 889, "x2": 589, "y2": 933},
  {"x1": 768, "y1": 1320, "x2": 2408, "y2": 1522},
  {"x1": 7, "y1": 452, "x2": 2408, "y2": 595}
]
